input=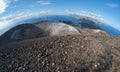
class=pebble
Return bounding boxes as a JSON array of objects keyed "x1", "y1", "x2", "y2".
[
  {"x1": 52, "y1": 63, "x2": 55, "y2": 66},
  {"x1": 18, "y1": 67, "x2": 22, "y2": 70},
  {"x1": 65, "y1": 51, "x2": 67, "y2": 54},
  {"x1": 81, "y1": 45, "x2": 85, "y2": 48},
  {"x1": 94, "y1": 64, "x2": 97, "y2": 68}
]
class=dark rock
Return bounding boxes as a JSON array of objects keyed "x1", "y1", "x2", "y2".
[{"x1": 0, "y1": 35, "x2": 120, "y2": 72}]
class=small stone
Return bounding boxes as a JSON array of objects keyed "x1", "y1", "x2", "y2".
[
  {"x1": 66, "y1": 66, "x2": 68, "y2": 69},
  {"x1": 85, "y1": 63, "x2": 88, "y2": 66},
  {"x1": 37, "y1": 58, "x2": 40, "y2": 62},
  {"x1": 70, "y1": 45, "x2": 72, "y2": 47},
  {"x1": 65, "y1": 51, "x2": 67, "y2": 54},
  {"x1": 97, "y1": 63, "x2": 100, "y2": 66},
  {"x1": 52, "y1": 63, "x2": 55, "y2": 66},
  {"x1": 72, "y1": 70, "x2": 75, "y2": 72},
  {"x1": 37, "y1": 54, "x2": 41, "y2": 58},
  {"x1": 72, "y1": 37, "x2": 76, "y2": 40},
  {"x1": 22, "y1": 68, "x2": 25, "y2": 71},
  {"x1": 8, "y1": 64, "x2": 12, "y2": 68},
  {"x1": 18, "y1": 67, "x2": 22, "y2": 70},
  {"x1": 73, "y1": 61, "x2": 76, "y2": 64},
  {"x1": 94, "y1": 64, "x2": 97, "y2": 68},
  {"x1": 81, "y1": 45, "x2": 85, "y2": 48},
  {"x1": 57, "y1": 67, "x2": 60, "y2": 70}
]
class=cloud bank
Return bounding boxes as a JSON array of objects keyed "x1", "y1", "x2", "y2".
[{"x1": 0, "y1": 11, "x2": 120, "y2": 36}]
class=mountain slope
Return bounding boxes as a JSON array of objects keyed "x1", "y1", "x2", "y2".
[
  {"x1": 0, "y1": 35, "x2": 120, "y2": 72},
  {"x1": 0, "y1": 22, "x2": 108, "y2": 46}
]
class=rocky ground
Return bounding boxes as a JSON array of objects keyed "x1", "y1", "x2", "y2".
[{"x1": 0, "y1": 35, "x2": 120, "y2": 72}]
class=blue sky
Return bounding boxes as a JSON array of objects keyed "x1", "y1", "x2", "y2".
[{"x1": 0, "y1": 0, "x2": 120, "y2": 27}]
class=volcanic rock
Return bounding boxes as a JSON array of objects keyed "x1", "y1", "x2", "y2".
[
  {"x1": 0, "y1": 35, "x2": 120, "y2": 72},
  {"x1": 0, "y1": 22, "x2": 108, "y2": 46}
]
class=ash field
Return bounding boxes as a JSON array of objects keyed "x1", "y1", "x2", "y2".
[{"x1": 0, "y1": 14, "x2": 120, "y2": 72}]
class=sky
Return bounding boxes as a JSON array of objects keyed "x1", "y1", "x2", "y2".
[{"x1": 0, "y1": 0, "x2": 120, "y2": 32}]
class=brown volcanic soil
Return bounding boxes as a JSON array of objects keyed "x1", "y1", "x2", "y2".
[{"x1": 0, "y1": 35, "x2": 120, "y2": 72}]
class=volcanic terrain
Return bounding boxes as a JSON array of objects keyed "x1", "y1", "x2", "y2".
[{"x1": 0, "y1": 21, "x2": 120, "y2": 72}]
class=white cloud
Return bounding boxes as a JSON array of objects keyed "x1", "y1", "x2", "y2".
[
  {"x1": 0, "y1": 12, "x2": 26, "y2": 35},
  {"x1": 0, "y1": 11, "x2": 104, "y2": 35},
  {"x1": 13, "y1": 0, "x2": 18, "y2": 2},
  {"x1": 0, "y1": 0, "x2": 18, "y2": 15},
  {"x1": 0, "y1": 0, "x2": 11, "y2": 15},
  {"x1": 1, "y1": 10, "x2": 120, "y2": 35},
  {"x1": 79, "y1": 11, "x2": 106, "y2": 21},
  {"x1": 37, "y1": 0, "x2": 51, "y2": 5},
  {"x1": 106, "y1": 3, "x2": 118, "y2": 8}
]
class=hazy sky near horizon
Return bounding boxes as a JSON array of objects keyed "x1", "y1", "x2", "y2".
[{"x1": 0, "y1": 0, "x2": 120, "y2": 25}]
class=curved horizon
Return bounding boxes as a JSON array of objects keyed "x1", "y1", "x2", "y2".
[{"x1": 0, "y1": 12, "x2": 120, "y2": 36}]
